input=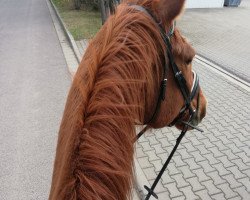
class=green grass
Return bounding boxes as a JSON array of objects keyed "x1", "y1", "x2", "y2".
[{"x1": 52, "y1": 0, "x2": 102, "y2": 40}]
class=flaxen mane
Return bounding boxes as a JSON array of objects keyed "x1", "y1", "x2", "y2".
[{"x1": 49, "y1": 2, "x2": 191, "y2": 200}]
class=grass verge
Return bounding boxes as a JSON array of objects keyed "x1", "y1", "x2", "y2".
[{"x1": 52, "y1": 0, "x2": 102, "y2": 40}]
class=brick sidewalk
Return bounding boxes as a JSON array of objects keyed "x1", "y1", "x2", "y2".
[
  {"x1": 178, "y1": 0, "x2": 250, "y2": 83},
  {"x1": 136, "y1": 60, "x2": 250, "y2": 199}
]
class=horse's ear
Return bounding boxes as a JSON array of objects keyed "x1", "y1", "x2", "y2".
[{"x1": 153, "y1": 0, "x2": 186, "y2": 21}]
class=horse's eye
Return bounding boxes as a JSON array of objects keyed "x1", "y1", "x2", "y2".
[{"x1": 186, "y1": 58, "x2": 193, "y2": 65}]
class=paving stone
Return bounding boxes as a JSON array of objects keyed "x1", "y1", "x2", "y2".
[
  {"x1": 196, "y1": 144, "x2": 211, "y2": 155},
  {"x1": 156, "y1": 191, "x2": 171, "y2": 200},
  {"x1": 209, "y1": 146, "x2": 225, "y2": 158},
  {"x1": 242, "y1": 124, "x2": 250, "y2": 132},
  {"x1": 231, "y1": 158, "x2": 249, "y2": 171},
  {"x1": 179, "y1": 186, "x2": 200, "y2": 200},
  {"x1": 237, "y1": 145, "x2": 250, "y2": 157},
  {"x1": 145, "y1": 150, "x2": 160, "y2": 162},
  {"x1": 186, "y1": 137, "x2": 202, "y2": 146},
  {"x1": 153, "y1": 143, "x2": 167, "y2": 154},
  {"x1": 143, "y1": 167, "x2": 157, "y2": 181},
  {"x1": 216, "y1": 183, "x2": 239, "y2": 199},
  {"x1": 243, "y1": 140, "x2": 250, "y2": 148},
  {"x1": 137, "y1": 133, "x2": 147, "y2": 143},
  {"x1": 197, "y1": 160, "x2": 216, "y2": 173},
  {"x1": 193, "y1": 131, "x2": 207, "y2": 140},
  {"x1": 205, "y1": 131, "x2": 220, "y2": 143},
  {"x1": 137, "y1": 157, "x2": 153, "y2": 169},
  {"x1": 178, "y1": 165, "x2": 196, "y2": 179},
  {"x1": 155, "y1": 131, "x2": 166, "y2": 140},
  {"x1": 214, "y1": 124, "x2": 227, "y2": 132},
  {"x1": 147, "y1": 136, "x2": 160, "y2": 146},
  {"x1": 140, "y1": 141, "x2": 154, "y2": 152},
  {"x1": 164, "y1": 145, "x2": 180, "y2": 155},
  {"x1": 157, "y1": 152, "x2": 170, "y2": 163},
  {"x1": 222, "y1": 149, "x2": 239, "y2": 160},
  {"x1": 227, "y1": 166, "x2": 247, "y2": 179},
  {"x1": 213, "y1": 163, "x2": 231, "y2": 176},
  {"x1": 183, "y1": 157, "x2": 201, "y2": 170},
  {"x1": 193, "y1": 168, "x2": 211, "y2": 182},
  {"x1": 233, "y1": 186, "x2": 250, "y2": 200},
  {"x1": 222, "y1": 174, "x2": 243, "y2": 189},
  {"x1": 151, "y1": 160, "x2": 163, "y2": 172},
  {"x1": 178, "y1": 135, "x2": 190, "y2": 144},
  {"x1": 235, "y1": 130, "x2": 249, "y2": 142},
  {"x1": 136, "y1": 147, "x2": 147, "y2": 158},
  {"x1": 191, "y1": 151, "x2": 206, "y2": 162},
  {"x1": 167, "y1": 162, "x2": 181, "y2": 176},
  {"x1": 231, "y1": 137, "x2": 247, "y2": 148},
  {"x1": 182, "y1": 143, "x2": 197, "y2": 153},
  {"x1": 164, "y1": 132, "x2": 177, "y2": 142},
  {"x1": 186, "y1": 176, "x2": 205, "y2": 192},
  {"x1": 203, "y1": 153, "x2": 220, "y2": 165},
  {"x1": 177, "y1": 148, "x2": 193, "y2": 160},
  {"x1": 201, "y1": 180, "x2": 222, "y2": 196},
  {"x1": 200, "y1": 138, "x2": 215, "y2": 149},
  {"x1": 172, "y1": 174, "x2": 189, "y2": 188},
  {"x1": 236, "y1": 152, "x2": 250, "y2": 164},
  {"x1": 237, "y1": 177, "x2": 250, "y2": 193},
  {"x1": 207, "y1": 171, "x2": 226, "y2": 186},
  {"x1": 242, "y1": 169, "x2": 250, "y2": 178},
  {"x1": 164, "y1": 182, "x2": 184, "y2": 198},
  {"x1": 226, "y1": 143, "x2": 243, "y2": 154},
  {"x1": 229, "y1": 196, "x2": 243, "y2": 200},
  {"x1": 158, "y1": 137, "x2": 172, "y2": 147},
  {"x1": 148, "y1": 180, "x2": 166, "y2": 194},
  {"x1": 172, "y1": 155, "x2": 187, "y2": 168},
  {"x1": 231, "y1": 122, "x2": 244, "y2": 130},
  {"x1": 211, "y1": 193, "x2": 226, "y2": 200},
  {"x1": 161, "y1": 169, "x2": 175, "y2": 185},
  {"x1": 217, "y1": 135, "x2": 233, "y2": 145},
  {"x1": 171, "y1": 196, "x2": 185, "y2": 200},
  {"x1": 217, "y1": 155, "x2": 236, "y2": 168},
  {"x1": 195, "y1": 189, "x2": 213, "y2": 200}
]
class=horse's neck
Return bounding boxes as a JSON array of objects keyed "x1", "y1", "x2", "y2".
[{"x1": 50, "y1": 71, "x2": 141, "y2": 200}]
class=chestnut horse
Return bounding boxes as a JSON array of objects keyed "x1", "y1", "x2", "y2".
[{"x1": 49, "y1": 0, "x2": 207, "y2": 199}]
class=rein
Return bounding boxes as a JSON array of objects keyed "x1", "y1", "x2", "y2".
[{"x1": 130, "y1": 5, "x2": 204, "y2": 200}]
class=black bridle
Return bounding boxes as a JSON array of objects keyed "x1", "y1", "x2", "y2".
[{"x1": 130, "y1": 5, "x2": 204, "y2": 200}]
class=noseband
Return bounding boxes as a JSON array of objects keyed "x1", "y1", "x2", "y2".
[{"x1": 130, "y1": 5, "x2": 203, "y2": 200}]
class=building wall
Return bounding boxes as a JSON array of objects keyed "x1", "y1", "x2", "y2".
[{"x1": 186, "y1": 0, "x2": 224, "y2": 8}]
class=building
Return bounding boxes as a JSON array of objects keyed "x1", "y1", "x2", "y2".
[{"x1": 186, "y1": 0, "x2": 224, "y2": 8}]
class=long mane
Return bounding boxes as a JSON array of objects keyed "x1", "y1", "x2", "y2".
[{"x1": 49, "y1": 3, "x2": 168, "y2": 200}]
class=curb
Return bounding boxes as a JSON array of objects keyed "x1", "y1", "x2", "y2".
[
  {"x1": 195, "y1": 55, "x2": 250, "y2": 92},
  {"x1": 49, "y1": 0, "x2": 82, "y2": 63}
]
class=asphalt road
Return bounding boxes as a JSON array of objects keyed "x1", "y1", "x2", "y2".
[{"x1": 0, "y1": 0, "x2": 71, "y2": 199}]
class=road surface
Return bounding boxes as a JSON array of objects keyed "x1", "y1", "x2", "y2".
[{"x1": 0, "y1": 0, "x2": 71, "y2": 199}]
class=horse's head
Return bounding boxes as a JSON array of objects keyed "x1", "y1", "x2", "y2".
[{"x1": 130, "y1": 0, "x2": 207, "y2": 130}]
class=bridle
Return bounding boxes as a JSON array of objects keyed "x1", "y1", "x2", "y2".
[
  {"x1": 130, "y1": 5, "x2": 204, "y2": 200},
  {"x1": 133, "y1": 4, "x2": 202, "y2": 140}
]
